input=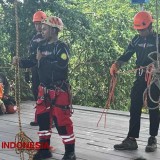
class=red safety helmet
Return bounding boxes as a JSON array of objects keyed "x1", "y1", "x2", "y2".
[
  {"x1": 133, "y1": 11, "x2": 154, "y2": 30},
  {"x1": 41, "y1": 16, "x2": 63, "y2": 31},
  {"x1": 6, "y1": 105, "x2": 17, "y2": 114},
  {"x1": 33, "y1": 11, "x2": 47, "y2": 22}
]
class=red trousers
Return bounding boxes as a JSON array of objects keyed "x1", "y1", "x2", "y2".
[{"x1": 36, "y1": 85, "x2": 75, "y2": 145}]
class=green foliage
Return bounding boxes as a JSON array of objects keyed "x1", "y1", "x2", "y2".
[{"x1": 0, "y1": 0, "x2": 159, "y2": 110}]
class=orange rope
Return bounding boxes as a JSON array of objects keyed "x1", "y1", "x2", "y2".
[
  {"x1": 97, "y1": 75, "x2": 117, "y2": 128},
  {"x1": 145, "y1": 64, "x2": 154, "y2": 86},
  {"x1": 143, "y1": 64, "x2": 154, "y2": 107},
  {"x1": 97, "y1": 64, "x2": 154, "y2": 128}
]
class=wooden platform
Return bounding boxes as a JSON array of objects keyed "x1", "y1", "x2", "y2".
[{"x1": 0, "y1": 101, "x2": 160, "y2": 160}]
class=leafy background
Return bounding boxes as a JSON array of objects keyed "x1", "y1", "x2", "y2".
[{"x1": 0, "y1": 0, "x2": 158, "y2": 111}]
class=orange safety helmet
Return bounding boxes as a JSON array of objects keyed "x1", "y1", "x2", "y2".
[
  {"x1": 41, "y1": 16, "x2": 63, "y2": 31},
  {"x1": 33, "y1": 11, "x2": 47, "y2": 22},
  {"x1": 6, "y1": 105, "x2": 17, "y2": 114},
  {"x1": 133, "y1": 11, "x2": 154, "y2": 30}
]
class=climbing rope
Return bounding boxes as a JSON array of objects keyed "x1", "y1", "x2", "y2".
[
  {"x1": 14, "y1": 1, "x2": 34, "y2": 159},
  {"x1": 97, "y1": 58, "x2": 160, "y2": 127},
  {"x1": 143, "y1": 54, "x2": 160, "y2": 110},
  {"x1": 97, "y1": 75, "x2": 117, "y2": 128},
  {"x1": 142, "y1": 0, "x2": 160, "y2": 110}
]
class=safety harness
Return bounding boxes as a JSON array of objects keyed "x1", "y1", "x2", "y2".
[{"x1": 36, "y1": 80, "x2": 73, "y2": 115}]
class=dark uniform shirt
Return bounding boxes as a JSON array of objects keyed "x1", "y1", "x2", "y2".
[
  {"x1": 38, "y1": 40, "x2": 69, "y2": 86},
  {"x1": 117, "y1": 33, "x2": 160, "y2": 67},
  {"x1": 20, "y1": 32, "x2": 44, "y2": 68}
]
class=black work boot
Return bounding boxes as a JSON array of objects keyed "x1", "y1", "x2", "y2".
[
  {"x1": 62, "y1": 143, "x2": 76, "y2": 160},
  {"x1": 62, "y1": 152, "x2": 76, "y2": 160},
  {"x1": 30, "y1": 121, "x2": 38, "y2": 126},
  {"x1": 114, "y1": 137, "x2": 138, "y2": 150},
  {"x1": 33, "y1": 149, "x2": 52, "y2": 160},
  {"x1": 145, "y1": 136, "x2": 157, "y2": 152},
  {"x1": 134, "y1": 157, "x2": 146, "y2": 160}
]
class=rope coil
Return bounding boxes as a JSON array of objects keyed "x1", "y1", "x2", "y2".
[
  {"x1": 14, "y1": 1, "x2": 34, "y2": 159},
  {"x1": 15, "y1": 132, "x2": 35, "y2": 160}
]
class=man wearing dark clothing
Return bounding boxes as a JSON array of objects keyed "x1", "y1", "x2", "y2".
[
  {"x1": 19, "y1": 11, "x2": 47, "y2": 126},
  {"x1": 110, "y1": 11, "x2": 160, "y2": 152}
]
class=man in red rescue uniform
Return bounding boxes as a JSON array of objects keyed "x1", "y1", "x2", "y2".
[
  {"x1": 32, "y1": 16, "x2": 76, "y2": 160},
  {"x1": 110, "y1": 11, "x2": 160, "y2": 152}
]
